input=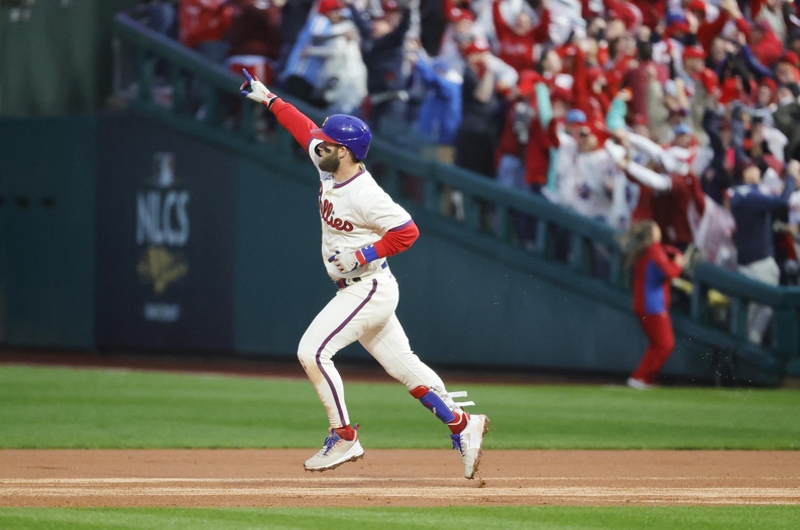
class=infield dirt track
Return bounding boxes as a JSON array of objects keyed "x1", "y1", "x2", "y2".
[{"x1": 1, "y1": 449, "x2": 798, "y2": 508}]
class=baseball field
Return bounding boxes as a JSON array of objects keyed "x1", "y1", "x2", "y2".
[{"x1": 0, "y1": 362, "x2": 798, "y2": 529}]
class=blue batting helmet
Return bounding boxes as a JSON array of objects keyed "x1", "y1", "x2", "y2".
[{"x1": 310, "y1": 115, "x2": 372, "y2": 160}]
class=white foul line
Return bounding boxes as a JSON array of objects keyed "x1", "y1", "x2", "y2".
[{"x1": 0, "y1": 477, "x2": 798, "y2": 484}]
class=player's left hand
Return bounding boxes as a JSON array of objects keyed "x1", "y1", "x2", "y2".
[{"x1": 329, "y1": 248, "x2": 366, "y2": 273}]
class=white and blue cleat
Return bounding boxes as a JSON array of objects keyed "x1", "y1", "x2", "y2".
[
  {"x1": 304, "y1": 427, "x2": 365, "y2": 472},
  {"x1": 451, "y1": 414, "x2": 490, "y2": 479}
]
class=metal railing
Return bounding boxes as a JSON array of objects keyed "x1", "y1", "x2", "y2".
[{"x1": 112, "y1": 11, "x2": 800, "y2": 370}]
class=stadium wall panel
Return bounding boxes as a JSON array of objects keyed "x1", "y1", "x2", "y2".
[
  {"x1": 95, "y1": 114, "x2": 236, "y2": 352},
  {"x1": 0, "y1": 116, "x2": 96, "y2": 348}
]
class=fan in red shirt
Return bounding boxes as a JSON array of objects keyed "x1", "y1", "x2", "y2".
[
  {"x1": 622, "y1": 219, "x2": 685, "y2": 389},
  {"x1": 616, "y1": 125, "x2": 706, "y2": 252},
  {"x1": 491, "y1": 0, "x2": 551, "y2": 74},
  {"x1": 179, "y1": 0, "x2": 234, "y2": 50},
  {"x1": 652, "y1": 177, "x2": 705, "y2": 251}
]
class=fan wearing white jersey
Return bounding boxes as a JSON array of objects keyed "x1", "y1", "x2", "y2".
[{"x1": 240, "y1": 70, "x2": 490, "y2": 479}]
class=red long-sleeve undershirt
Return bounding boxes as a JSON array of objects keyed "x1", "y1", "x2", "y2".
[
  {"x1": 373, "y1": 221, "x2": 420, "y2": 258},
  {"x1": 269, "y1": 98, "x2": 317, "y2": 150}
]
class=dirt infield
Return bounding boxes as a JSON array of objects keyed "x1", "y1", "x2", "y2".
[{"x1": 1, "y1": 450, "x2": 798, "y2": 508}]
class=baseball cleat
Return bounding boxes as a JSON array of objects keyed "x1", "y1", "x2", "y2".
[
  {"x1": 303, "y1": 428, "x2": 364, "y2": 472},
  {"x1": 451, "y1": 414, "x2": 489, "y2": 479},
  {"x1": 627, "y1": 377, "x2": 658, "y2": 390}
]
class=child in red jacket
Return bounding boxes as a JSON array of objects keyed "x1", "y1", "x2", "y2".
[{"x1": 622, "y1": 220, "x2": 685, "y2": 389}]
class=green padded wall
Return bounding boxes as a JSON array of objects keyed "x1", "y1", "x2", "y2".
[
  {"x1": 0, "y1": 0, "x2": 139, "y2": 116},
  {"x1": 0, "y1": 116, "x2": 96, "y2": 348}
]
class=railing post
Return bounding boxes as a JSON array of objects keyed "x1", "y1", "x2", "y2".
[
  {"x1": 494, "y1": 206, "x2": 510, "y2": 243},
  {"x1": 465, "y1": 194, "x2": 480, "y2": 231},
  {"x1": 772, "y1": 306, "x2": 799, "y2": 362},
  {"x1": 170, "y1": 68, "x2": 186, "y2": 113},
  {"x1": 568, "y1": 233, "x2": 590, "y2": 273},
  {"x1": 609, "y1": 248, "x2": 623, "y2": 289},
  {"x1": 691, "y1": 278, "x2": 709, "y2": 324},
  {"x1": 535, "y1": 220, "x2": 552, "y2": 259},
  {"x1": 139, "y1": 49, "x2": 155, "y2": 103},
  {"x1": 729, "y1": 297, "x2": 749, "y2": 340}
]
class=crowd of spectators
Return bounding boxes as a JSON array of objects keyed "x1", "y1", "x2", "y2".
[{"x1": 142, "y1": 0, "x2": 800, "y2": 300}]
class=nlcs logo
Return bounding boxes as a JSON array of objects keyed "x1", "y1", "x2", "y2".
[{"x1": 136, "y1": 152, "x2": 190, "y2": 296}]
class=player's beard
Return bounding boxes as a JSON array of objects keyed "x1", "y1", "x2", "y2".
[{"x1": 319, "y1": 153, "x2": 340, "y2": 173}]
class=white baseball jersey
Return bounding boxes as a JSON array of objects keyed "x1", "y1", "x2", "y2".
[
  {"x1": 297, "y1": 138, "x2": 461, "y2": 432},
  {"x1": 555, "y1": 131, "x2": 631, "y2": 229},
  {"x1": 308, "y1": 138, "x2": 412, "y2": 280}
]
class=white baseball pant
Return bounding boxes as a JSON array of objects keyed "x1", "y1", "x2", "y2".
[{"x1": 297, "y1": 272, "x2": 450, "y2": 428}]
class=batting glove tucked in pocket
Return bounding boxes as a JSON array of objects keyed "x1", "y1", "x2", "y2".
[{"x1": 328, "y1": 248, "x2": 366, "y2": 274}]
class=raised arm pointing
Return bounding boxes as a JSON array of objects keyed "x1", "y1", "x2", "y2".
[{"x1": 240, "y1": 69, "x2": 318, "y2": 151}]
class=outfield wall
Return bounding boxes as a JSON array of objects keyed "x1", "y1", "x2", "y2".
[
  {"x1": 0, "y1": 114, "x2": 777, "y2": 384},
  {"x1": 0, "y1": 0, "x2": 140, "y2": 117},
  {"x1": 0, "y1": 116, "x2": 96, "y2": 349}
]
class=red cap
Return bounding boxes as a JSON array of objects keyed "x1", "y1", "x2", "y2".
[
  {"x1": 448, "y1": 7, "x2": 476, "y2": 23},
  {"x1": 463, "y1": 40, "x2": 490, "y2": 57},
  {"x1": 665, "y1": 21, "x2": 691, "y2": 39},
  {"x1": 683, "y1": 46, "x2": 707, "y2": 62},
  {"x1": 780, "y1": 51, "x2": 799, "y2": 65},
  {"x1": 608, "y1": 4, "x2": 637, "y2": 29},
  {"x1": 381, "y1": 0, "x2": 399, "y2": 12},
  {"x1": 550, "y1": 86, "x2": 574, "y2": 103},
  {"x1": 687, "y1": 0, "x2": 706, "y2": 15},
  {"x1": 318, "y1": 0, "x2": 345, "y2": 15},
  {"x1": 761, "y1": 77, "x2": 778, "y2": 93}
]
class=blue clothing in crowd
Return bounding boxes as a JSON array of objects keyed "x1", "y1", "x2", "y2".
[
  {"x1": 413, "y1": 55, "x2": 462, "y2": 145},
  {"x1": 730, "y1": 178, "x2": 797, "y2": 265},
  {"x1": 279, "y1": 13, "x2": 333, "y2": 87}
]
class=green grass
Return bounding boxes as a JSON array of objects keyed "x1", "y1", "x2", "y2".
[
  {"x1": 0, "y1": 507, "x2": 797, "y2": 530},
  {"x1": 0, "y1": 365, "x2": 798, "y2": 449}
]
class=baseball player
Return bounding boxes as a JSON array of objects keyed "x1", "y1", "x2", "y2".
[{"x1": 240, "y1": 70, "x2": 490, "y2": 479}]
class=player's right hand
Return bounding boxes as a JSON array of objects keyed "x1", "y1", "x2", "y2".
[
  {"x1": 328, "y1": 248, "x2": 364, "y2": 274},
  {"x1": 239, "y1": 69, "x2": 277, "y2": 106}
]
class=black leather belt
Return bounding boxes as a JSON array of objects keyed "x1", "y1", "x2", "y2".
[{"x1": 335, "y1": 277, "x2": 361, "y2": 290}]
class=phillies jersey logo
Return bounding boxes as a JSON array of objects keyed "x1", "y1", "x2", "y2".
[{"x1": 319, "y1": 197, "x2": 354, "y2": 232}]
